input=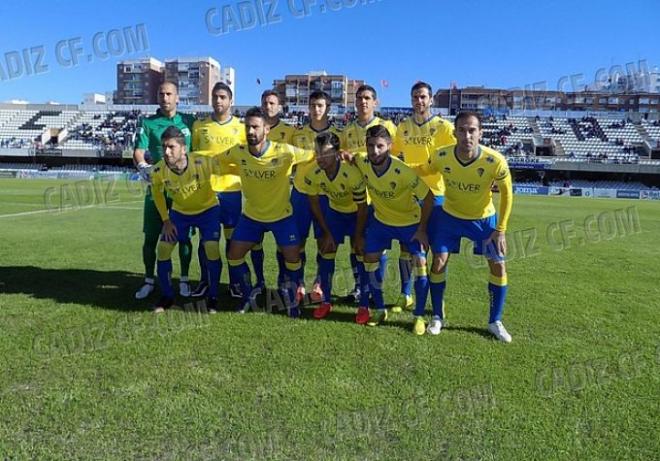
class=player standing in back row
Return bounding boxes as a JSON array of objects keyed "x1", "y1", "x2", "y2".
[
  {"x1": 391, "y1": 81, "x2": 455, "y2": 313},
  {"x1": 341, "y1": 84, "x2": 396, "y2": 303},
  {"x1": 191, "y1": 82, "x2": 246, "y2": 299},
  {"x1": 290, "y1": 90, "x2": 341, "y2": 303}
]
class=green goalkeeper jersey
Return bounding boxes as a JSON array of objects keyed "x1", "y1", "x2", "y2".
[{"x1": 135, "y1": 109, "x2": 195, "y2": 163}]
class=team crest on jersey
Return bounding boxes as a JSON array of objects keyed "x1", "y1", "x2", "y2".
[
  {"x1": 389, "y1": 181, "x2": 397, "y2": 190},
  {"x1": 193, "y1": 173, "x2": 200, "y2": 181},
  {"x1": 430, "y1": 127, "x2": 437, "y2": 135},
  {"x1": 443, "y1": 167, "x2": 452, "y2": 174},
  {"x1": 404, "y1": 130, "x2": 409, "y2": 136},
  {"x1": 241, "y1": 159, "x2": 247, "y2": 165},
  {"x1": 394, "y1": 168, "x2": 401, "y2": 175},
  {"x1": 232, "y1": 128, "x2": 238, "y2": 135},
  {"x1": 342, "y1": 171, "x2": 348, "y2": 178},
  {"x1": 397, "y1": 153, "x2": 405, "y2": 161},
  {"x1": 280, "y1": 132, "x2": 286, "y2": 139},
  {"x1": 194, "y1": 158, "x2": 203, "y2": 165},
  {"x1": 437, "y1": 150, "x2": 447, "y2": 157},
  {"x1": 320, "y1": 182, "x2": 328, "y2": 191},
  {"x1": 154, "y1": 167, "x2": 161, "y2": 173},
  {"x1": 340, "y1": 183, "x2": 346, "y2": 190},
  {"x1": 477, "y1": 168, "x2": 485, "y2": 177},
  {"x1": 271, "y1": 158, "x2": 279, "y2": 165},
  {"x1": 304, "y1": 177, "x2": 312, "y2": 186},
  {"x1": 486, "y1": 156, "x2": 495, "y2": 163},
  {"x1": 164, "y1": 179, "x2": 171, "y2": 186},
  {"x1": 181, "y1": 128, "x2": 191, "y2": 137},
  {"x1": 315, "y1": 168, "x2": 321, "y2": 175}
]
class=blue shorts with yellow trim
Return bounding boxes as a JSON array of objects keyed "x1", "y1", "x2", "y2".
[
  {"x1": 365, "y1": 215, "x2": 423, "y2": 256},
  {"x1": 233, "y1": 214, "x2": 300, "y2": 247},
  {"x1": 431, "y1": 208, "x2": 504, "y2": 261},
  {"x1": 217, "y1": 191, "x2": 242, "y2": 229},
  {"x1": 166, "y1": 206, "x2": 221, "y2": 243},
  {"x1": 291, "y1": 186, "x2": 329, "y2": 240},
  {"x1": 326, "y1": 208, "x2": 358, "y2": 245}
]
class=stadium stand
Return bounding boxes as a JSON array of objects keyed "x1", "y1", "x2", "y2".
[{"x1": 1, "y1": 106, "x2": 659, "y2": 182}]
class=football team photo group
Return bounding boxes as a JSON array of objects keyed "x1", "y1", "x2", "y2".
[
  {"x1": 134, "y1": 81, "x2": 514, "y2": 342},
  {"x1": 2, "y1": 1, "x2": 658, "y2": 459}
]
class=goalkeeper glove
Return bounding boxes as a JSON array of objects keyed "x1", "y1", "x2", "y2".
[{"x1": 137, "y1": 161, "x2": 153, "y2": 183}]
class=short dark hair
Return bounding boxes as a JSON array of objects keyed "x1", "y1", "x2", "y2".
[
  {"x1": 245, "y1": 106, "x2": 266, "y2": 121},
  {"x1": 160, "y1": 126, "x2": 186, "y2": 146},
  {"x1": 212, "y1": 81, "x2": 233, "y2": 99},
  {"x1": 411, "y1": 81, "x2": 432, "y2": 97},
  {"x1": 455, "y1": 111, "x2": 483, "y2": 129},
  {"x1": 159, "y1": 81, "x2": 178, "y2": 93},
  {"x1": 356, "y1": 84, "x2": 377, "y2": 100},
  {"x1": 309, "y1": 90, "x2": 331, "y2": 107},
  {"x1": 261, "y1": 89, "x2": 280, "y2": 104},
  {"x1": 365, "y1": 125, "x2": 391, "y2": 142},
  {"x1": 315, "y1": 131, "x2": 341, "y2": 151}
]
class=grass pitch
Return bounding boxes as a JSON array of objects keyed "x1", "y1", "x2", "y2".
[{"x1": 0, "y1": 178, "x2": 658, "y2": 460}]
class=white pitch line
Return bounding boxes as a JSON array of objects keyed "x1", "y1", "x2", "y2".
[{"x1": 0, "y1": 202, "x2": 143, "y2": 219}]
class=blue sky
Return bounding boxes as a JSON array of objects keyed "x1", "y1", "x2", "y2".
[{"x1": 0, "y1": 0, "x2": 658, "y2": 106}]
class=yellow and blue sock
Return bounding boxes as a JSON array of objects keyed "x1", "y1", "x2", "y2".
[
  {"x1": 203, "y1": 241, "x2": 221, "y2": 298},
  {"x1": 228, "y1": 258, "x2": 252, "y2": 304},
  {"x1": 157, "y1": 259, "x2": 174, "y2": 299},
  {"x1": 156, "y1": 241, "x2": 176, "y2": 299},
  {"x1": 398, "y1": 251, "x2": 413, "y2": 297},
  {"x1": 284, "y1": 260, "x2": 303, "y2": 308},
  {"x1": 364, "y1": 261, "x2": 385, "y2": 310},
  {"x1": 413, "y1": 265, "x2": 429, "y2": 316},
  {"x1": 488, "y1": 274, "x2": 508, "y2": 323},
  {"x1": 429, "y1": 270, "x2": 447, "y2": 319}
]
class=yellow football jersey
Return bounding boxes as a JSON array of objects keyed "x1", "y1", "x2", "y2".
[
  {"x1": 341, "y1": 116, "x2": 397, "y2": 155},
  {"x1": 192, "y1": 116, "x2": 245, "y2": 193},
  {"x1": 355, "y1": 154, "x2": 429, "y2": 227},
  {"x1": 291, "y1": 123, "x2": 343, "y2": 192},
  {"x1": 267, "y1": 120, "x2": 296, "y2": 145},
  {"x1": 218, "y1": 141, "x2": 313, "y2": 222},
  {"x1": 151, "y1": 152, "x2": 221, "y2": 220},
  {"x1": 427, "y1": 144, "x2": 513, "y2": 230},
  {"x1": 392, "y1": 115, "x2": 455, "y2": 196},
  {"x1": 303, "y1": 161, "x2": 366, "y2": 213}
]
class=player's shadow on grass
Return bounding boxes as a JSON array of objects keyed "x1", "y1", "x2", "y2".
[{"x1": 0, "y1": 265, "x2": 232, "y2": 312}]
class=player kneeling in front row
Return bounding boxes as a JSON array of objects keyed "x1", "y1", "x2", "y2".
[
  {"x1": 353, "y1": 125, "x2": 435, "y2": 333},
  {"x1": 304, "y1": 132, "x2": 370, "y2": 322},
  {"x1": 151, "y1": 127, "x2": 223, "y2": 314},
  {"x1": 421, "y1": 111, "x2": 513, "y2": 342}
]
